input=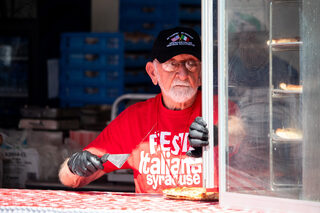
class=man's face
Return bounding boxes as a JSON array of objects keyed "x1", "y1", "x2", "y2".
[
  {"x1": 238, "y1": 32, "x2": 268, "y2": 70},
  {"x1": 154, "y1": 54, "x2": 201, "y2": 103}
]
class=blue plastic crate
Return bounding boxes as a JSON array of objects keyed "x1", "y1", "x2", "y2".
[
  {"x1": 60, "y1": 32, "x2": 124, "y2": 53},
  {"x1": 179, "y1": 7, "x2": 201, "y2": 21},
  {"x1": 119, "y1": 0, "x2": 179, "y2": 33},
  {"x1": 121, "y1": 0, "x2": 166, "y2": 5},
  {"x1": 60, "y1": 68, "x2": 123, "y2": 87},
  {"x1": 120, "y1": 20, "x2": 178, "y2": 35},
  {"x1": 125, "y1": 39, "x2": 154, "y2": 51},
  {"x1": 60, "y1": 51, "x2": 124, "y2": 69},
  {"x1": 180, "y1": 23, "x2": 201, "y2": 36},
  {"x1": 124, "y1": 32, "x2": 155, "y2": 51},
  {"x1": 120, "y1": 3, "x2": 178, "y2": 21},
  {"x1": 125, "y1": 71, "x2": 150, "y2": 84},
  {"x1": 60, "y1": 85, "x2": 123, "y2": 106},
  {"x1": 179, "y1": 0, "x2": 201, "y2": 5},
  {"x1": 124, "y1": 53, "x2": 149, "y2": 68}
]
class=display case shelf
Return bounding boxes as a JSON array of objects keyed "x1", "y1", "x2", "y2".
[
  {"x1": 268, "y1": 41, "x2": 302, "y2": 51},
  {"x1": 271, "y1": 133, "x2": 302, "y2": 144},
  {"x1": 272, "y1": 182, "x2": 302, "y2": 188},
  {"x1": 272, "y1": 89, "x2": 302, "y2": 98}
]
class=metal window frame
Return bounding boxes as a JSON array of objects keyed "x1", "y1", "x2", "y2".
[{"x1": 201, "y1": 0, "x2": 215, "y2": 189}]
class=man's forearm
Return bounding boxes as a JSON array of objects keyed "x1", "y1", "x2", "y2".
[
  {"x1": 59, "y1": 158, "x2": 105, "y2": 188},
  {"x1": 228, "y1": 115, "x2": 245, "y2": 136},
  {"x1": 228, "y1": 115, "x2": 246, "y2": 148}
]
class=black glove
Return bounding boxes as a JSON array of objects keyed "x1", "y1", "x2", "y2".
[
  {"x1": 186, "y1": 116, "x2": 218, "y2": 158},
  {"x1": 67, "y1": 151, "x2": 104, "y2": 177}
]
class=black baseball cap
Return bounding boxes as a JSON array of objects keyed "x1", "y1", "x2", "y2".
[{"x1": 151, "y1": 27, "x2": 201, "y2": 63}]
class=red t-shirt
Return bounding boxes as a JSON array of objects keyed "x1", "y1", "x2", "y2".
[{"x1": 85, "y1": 91, "x2": 237, "y2": 193}]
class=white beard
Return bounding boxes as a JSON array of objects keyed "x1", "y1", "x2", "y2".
[
  {"x1": 154, "y1": 63, "x2": 198, "y2": 103},
  {"x1": 163, "y1": 81, "x2": 198, "y2": 103}
]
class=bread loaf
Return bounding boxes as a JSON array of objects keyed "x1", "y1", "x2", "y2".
[
  {"x1": 275, "y1": 128, "x2": 302, "y2": 140},
  {"x1": 279, "y1": 83, "x2": 303, "y2": 92}
]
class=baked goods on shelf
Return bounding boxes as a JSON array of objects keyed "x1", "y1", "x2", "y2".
[
  {"x1": 124, "y1": 32, "x2": 154, "y2": 43},
  {"x1": 267, "y1": 37, "x2": 300, "y2": 45},
  {"x1": 279, "y1": 83, "x2": 303, "y2": 92},
  {"x1": 275, "y1": 128, "x2": 303, "y2": 140},
  {"x1": 162, "y1": 187, "x2": 219, "y2": 201}
]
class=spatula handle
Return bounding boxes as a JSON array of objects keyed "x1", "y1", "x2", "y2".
[{"x1": 101, "y1": 153, "x2": 110, "y2": 163}]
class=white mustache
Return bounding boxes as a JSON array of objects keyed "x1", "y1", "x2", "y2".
[{"x1": 172, "y1": 81, "x2": 191, "y2": 87}]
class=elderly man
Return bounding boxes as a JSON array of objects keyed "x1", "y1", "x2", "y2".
[{"x1": 59, "y1": 27, "x2": 243, "y2": 193}]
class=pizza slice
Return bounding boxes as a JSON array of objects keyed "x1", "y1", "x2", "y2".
[{"x1": 162, "y1": 187, "x2": 219, "y2": 201}]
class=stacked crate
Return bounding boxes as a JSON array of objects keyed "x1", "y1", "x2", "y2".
[
  {"x1": 119, "y1": 0, "x2": 179, "y2": 94},
  {"x1": 178, "y1": 0, "x2": 217, "y2": 39},
  {"x1": 59, "y1": 33, "x2": 124, "y2": 107},
  {"x1": 179, "y1": 0, "x2": 201, "y2": 36},
  {"x1": 179, "y1": 0, "x2": 219, "y2": 86}
]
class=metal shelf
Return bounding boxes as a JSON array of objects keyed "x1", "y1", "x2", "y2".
[
  {"x1": 268, "y1": 41, "x2": 302, "y2": 51},
  {"x1": 271, "y1": 133, "x2": 302, "y2": 144},
  {"x1": 272, "y1": 89, "x2": 302, "y2": 98}
]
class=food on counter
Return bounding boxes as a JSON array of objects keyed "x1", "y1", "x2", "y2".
[
  {"x1": 275, "y1": 128, "x2": 303, "y2": 140},
  {"x1": 162, "y1": 187, "x2": 219, "y2": 201},
  {"x1": 279, "y1": 83, "x2": 303, "y2": 92},
  {"x1": 267, "y1": 37, "x2": 300, "y2": 45}
]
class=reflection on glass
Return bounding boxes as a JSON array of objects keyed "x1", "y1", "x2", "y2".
[
  {"x1": 225, "y1": 0, "x2": 305, "y2": 200},
  {"x1": 0, "y1": 36, "x2": 29, "y2": 97}
]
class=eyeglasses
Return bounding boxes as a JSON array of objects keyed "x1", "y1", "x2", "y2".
[{"x1": 160, "y1": 59, "x2": 201, "y2": 73}]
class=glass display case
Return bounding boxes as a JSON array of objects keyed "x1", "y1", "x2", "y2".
[
  {"x1": 213, "y1": 0, "x2": 320, "y2": 211},
  {"x1": 268, "y1": 0, "x2": 302, "y2": 191}
]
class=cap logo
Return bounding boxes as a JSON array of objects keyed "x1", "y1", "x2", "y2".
[{"x1": 166, "y1": 32, "x2": 195, "y2": 47}]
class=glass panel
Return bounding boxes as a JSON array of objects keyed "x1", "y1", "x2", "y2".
[
  {"x1": 224, "y1": 0, "x2": 320, "y2": 201},
  {"x1": 0, "y1": 36, "x2": 29, "y2": 97},
  {"x1": 226, "y1": 0, "x2": 271, "y2": 195}
]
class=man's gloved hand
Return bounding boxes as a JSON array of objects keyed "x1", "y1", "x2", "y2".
[
  {"x1": 67, "y1": 151, "x2": 104, "y2": 177},
  {"x1": 186, "y1": 116, "x2": 218, "y2": 158}
]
